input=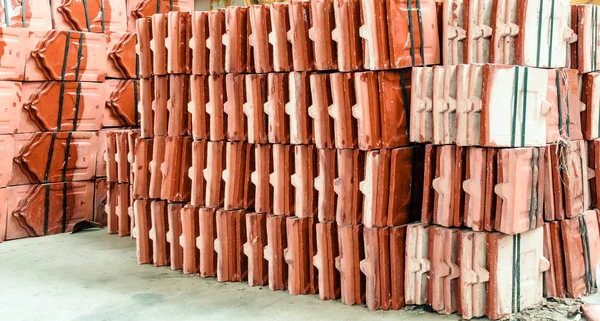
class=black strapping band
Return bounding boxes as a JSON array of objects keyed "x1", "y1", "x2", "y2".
[
  {"x1": 156, "y1": 0, "x2": 161, "y2": 13},
  {"x1": 73, "y1": 82, "x2": 82, "y2": 130},
  {"x1": 556, "y1": 70, "x2": 564, "y2": 136},
  {"x1": 43, "y1": 131, "x2": 58, "y2": 235},
  {"x1": 399, "y1": 72, "x2": 410, "y2": 130},
  {"x1": 61, "y1": 132, "x2": 73, "y2": 233},
  {"x1": 82, "y1": 0, "x2": 90, "y2": 31},
  {"x1": 134, "y1": 79, "x2": 139, "y2": 126},
  {"x1": 416, "y1": 0, "x2": 425, "y2": 65},
  {"x1": 2, "y1": 0, "x2": 9, "y2": 27},
  {"x1": 21, "y1": 0, "x2": 26, "y2": 28},
  {"x1": 407, "y1": 0, "x2": 416, "y2": 66},
  {"x1": 511, "y1": 67, "x2": 520, "y2": 147},
  {"x1": 528, "y1": 149, "x2": 536, "y2": 230},
  {"x1": 520, "y1": 67, "x2": 529, "y2": 147}
]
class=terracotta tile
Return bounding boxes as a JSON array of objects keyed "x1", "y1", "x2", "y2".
[
  {"x1": 11, "y1": 82, "x2": 103, "y2": 132},
  {"x1": 190, "y1": 140, "x2": 206, "y2": 207},
  {"x1": 223, "y1": 142, "x2": 251, "y2": 211},
  {"x1": 115, "y1": 183, "x2": 130, "y2": 237},
  {"x1": 0, "y1": 27, "x2": 27, "y2": 81},
  {"x1": 286, "y1": 72, "x2": 313, "y2": 145},
  {"x1": 25, "y1": 30, "x2": 106, "y2": 82},
  {"x1": 514, "y1": 0, "x2": 573, "y2": 68},
  {"x1": 1, "y1": 0, "x2": 52, "y2": 29},
  {"x1": 224, "y1": 6, "x2": 250, "y2": 74},
  {"x1": 487, "y1": 228, "x2": 549, "y2": 319},
  {"x1": 457, "y1": 230, "x2": 488, "y2": 320},
  {"x1": 166, "y1": 11, "x2": 192, "y2": 74},
  {"x1": 244, "y1": 212, "x2": 268, "y2": 287},
  {"x1": 389, "y1": 225, "x2": 406, "y2": 310},
  {"x1": 387, "y1": 146, "x2": 424, "y2": 227},
  {"x1": 409, "y1": 67, "x2": 433, "y2": 143},
  {"x1": 93, "y1": 178, "x2": 108, "y2": 226},
  {"x1": 133, "y1": 200, "x2": 153, "y2": 265},
  {"x1": 167, "y1": 203, "x2": 184, "y2": 271},
  {"x1": 104, "y1": 131, "x2": 118, "y2": 183},
  {"x1": 309, "y1": 73, "x2": 335, "y2": 149},
  {"x1": 104, "y1": 79, "x2": 140, "y2": 128},
  {"x1": 284, "y1": 216, "x2": 317, "y2": 295},
  {"x1": 115, "y1": 131, "x2": 130, "y2": 184},
  {"x1": 215, "y1": 208, "x2": 248, "y2": 282},
  {"x1": 455, "y1": 64, "x2": 483, "y2": 146},
  {"x1": 249, "y1": 5, "x2": 273, "y2": 73},
  {"x1": 359, "y1": 0, "x2": 389, "y2": 70},
  {"x1": 571, "y1": 5, "x2": 600, "y2": 73},
  {"x1": 386, "y1": 0, "x2": 441, "y2": 68},
  {"x1": 150, "y1": 13, "x2": 168, "y2": 76},
  {"x1": 132, "y1": 138, "x2": 152, "y2": 200},
  {"x1": 244, "y1": 74, "x2": 268, "y2": 144},
  {"x1": 152, "y1": 75, "x2": 170, "y2": 136},
  {"x1": 269, "y1": 3, "x2": 293, "y2": 72},
  {"x1": 489, "y1": 0, "x2": 519, "y2": 65},
  {"x1": 335, "y1": 224, "x2": 365, "y2": 306},
  {"x1": 292, "y1": 145, "x2": 318, "y2": 218},
  {"x1": 149, "y1": 200, "x2": 169, "y2": 267},
  {"x1": 207, "y1": 9, "x2": 226, "y2": 75},
  {"x1": 265, "y1": 214, "x2": 288, "y2": 291},
  {"x1": 480, "y1": 64, "x2": 550, "y2": 148},
  {"x1": 180, "y1": 205, "x2": 201, "y2": 275},
  {"x1": 270, "y1": 144, "x2": 294, "y2": 216},
  {"x1": 546, "y1": 69, "x2": 584, "y2": 143},
  {"x1": 405, "y1": 223, "x2": 429, "y2": 305},
  {"x1": 224, "y1": 74, "x2": 247, "y2": 142},
  {"x1": 105, "y1": 183, "x2": 118, "y2": 234},
  {"x1": 432, "y1": 65, "x2": 458, "y2": 145},
  {"x1": 352, "y1": 72, "x2": 381, "y2": 150},
  {"x1": 167, "y1": 75, "x2": 191, "y2": 137},
  {"x1": 3, "y1": 181, "x2": 94, "y2": 240},
  {"x1": 160, "y1": 136, "x2": 192, "y2": 203},
  {"x1": 287, "y1": 0, "x2": 315, "y2": 71},
  {"x1": 189, "y1": 75, "x2": 210, "y2": 140},
  {"x1": 316, "y1": 148, "x2": 336, "y2": 223},
  {"x1": 494, "y1": 147, "x2": 545, "y2": 234},
  {"x1": 106, "y1": 32, "x2": 138, "y2": 78},
  {"x1": 331, "y1": 0, "x2": 363, "y2": 72},
  {"x1": 198, "y1": 207, "x2": 218, "y2": 278},
  {"x1": 427, "y1": 226, "x2": 460, "y2": 314},
  {"x1": 361, "y1": 149, "x2": 390, "y2": 228},
  {"x1": 463, "y1": 147, "x2": 487, "y2": 231},
  {"x1": 463, "y1": 0, "x2": 493, "y2": 64},
  {"x1": 441, "y1": 0, "x2": 467, "y2": 65},
  {"x1": 378, "y1": 70, "x2": 411, "y2": 148},
  {"x1": 308, "y1": 0, "x2": 337, "y2": 71},
  {"x1": 2, "y1": 131, "x2": 99, "y2": 187},
  {"x1": 542, "y1": 222, "x2": 567, "y2": 299},
  {"x1": 190, "y1": 11, "x2": 209, "y2": 75},
  {"x1": 582, "y1": 72, "x2": 600, "y2": 140},
  {"x1": 207, "y1": 74, "x2": 226, "y2": 141},
  {"x1": 266, "y1": 73, "x2": 290, "y2": 144},
  {"x1": 204, "y1": 141, "x2": 226, "y2": 208},
  {"x1": 560, "y1": 210, "x2": 600, "y2": 299},
  {"x1": 127, "y1": 0, "x2": 194, "y2": 33},
  {"x1": 252, "y1": 144, "x2": 272, "y2": 213},
  {"x1": 329, "y1": 72, "x2": 358, "y2": 149},
  {"x1": 138, "y1": 77, "x2": 154, "y2": 138},
  {"x1": 314, "y1": 222, "x2": 340, "y2": 300},
  {"x1": 334, "y1": 149, "x2": 364, "y2": 226},
  {"x1": 148, "y1": 136, "x2": 166, "y2": 199},
  {"x1": 361, "y1": 227, "x2": 391, "y2": 311},
  {"x1": 431, "y1": 145, "x2": 455, "y2": 227},
  {"x1": 136, "y1": 17, "x2": 153, "y2": 78}
]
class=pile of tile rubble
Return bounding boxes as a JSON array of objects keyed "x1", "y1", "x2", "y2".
[{"x1": 1, "y1": 0, "x2": 600, "y2": 320}]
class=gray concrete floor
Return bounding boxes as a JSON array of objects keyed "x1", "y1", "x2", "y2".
[{"x1": 0, "y1": 230, "x2": 457, "y2": 321}]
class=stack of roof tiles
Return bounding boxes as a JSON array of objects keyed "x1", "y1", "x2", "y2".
[
  {"x1": 127, "y1": 0, "x2": 600, "y2": 319},
  {"x1": 0, "y1": 0, "x2": 115, "y2": 241},
  {"x1": 101, "y1": 0, "x2": 194, "y2": 238}
]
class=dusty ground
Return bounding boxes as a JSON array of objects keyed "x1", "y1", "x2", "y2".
[{"x1": 0, "y1": 229, "x2": 596, "y2": 321}]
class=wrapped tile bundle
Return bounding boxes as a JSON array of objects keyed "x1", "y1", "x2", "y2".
[
  {"x1": 0, "y1": 1, "x2": 53, "y2": 29},
  {"x1": 50, "y1": 0, "x2": 128, "y2": 33},
  {"x1": 570, "y1": 5, "x2": 600, "y2": 73}
]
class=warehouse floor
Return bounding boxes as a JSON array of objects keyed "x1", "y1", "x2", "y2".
[{"x1": 0, "y1": 230, "x2": 596, "y2": 321}]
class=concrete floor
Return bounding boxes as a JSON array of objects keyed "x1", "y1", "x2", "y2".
[{"x1": 0, "y1": 230, "x2": 457, "y2": 321}]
